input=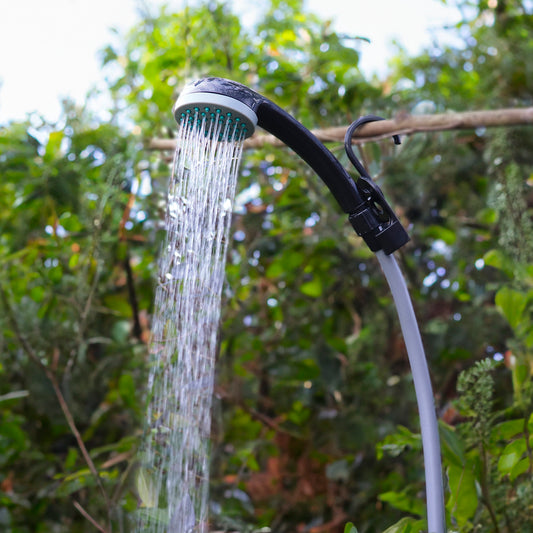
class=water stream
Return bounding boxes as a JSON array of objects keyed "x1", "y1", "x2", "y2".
[{"x1": 136, "y1": 119, "x2": 245, "y2": 533}]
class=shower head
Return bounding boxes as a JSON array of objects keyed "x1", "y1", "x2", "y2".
[
  {"x1": 174, "y1": 77, "x2": 409, "y2": 255},
  {"x1": 174, "y1": 79, "x2": 258, "y2": 140},
  {"x1": 174, "y1": 78, "x2": 365, "y2": 211}
]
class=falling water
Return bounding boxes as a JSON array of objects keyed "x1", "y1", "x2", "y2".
[{"x1": 136, "y1": 118, "x2": 244, "y2": 533}]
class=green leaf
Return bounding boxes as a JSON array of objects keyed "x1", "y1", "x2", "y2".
[
  {"x1": 118, "y1": 373, "x2": 136, "y2": 408},
  {"x1": 59, "y1": 212, "x2": 83, "y2": 232},
  {"x1": 287, "y1": 400, "x2": 311, "y2": 425},
  {"x1": 498, "y1": 438, "x2": 527, "y2": 476},
  {"x1": 446, "y1": 463, "x2": 478, "y2": 526},
  {"x1": 512, "y1": 362, "x2": 529, "y2": 391},
  {"x1": 423, "y1": 225, "x2": 456, "y2": 245},
  {"x1": 137, "y1": 467, "x2": 159, "y2": 508},
  {"x1": 266, "y1": 260, "x2": 285, "y2": 278},
  {"x1": 112, "y1": 320, "x2": 131, "y2": 343},
  {"x1": 64, "y1": 447, "x2": 78, "y2": 470},
  {"x1": 476, "y1": 207, "x2": 497, "y2": 224},
  {"x1": 0, "y1": 415, "x2": 28, "y2": 456},
  {"x1": 344, "y1": 522, "x2": 358, "y2": 533},
  {"x1": 376, "y1": 425, "x2": 422, "y2": 460},
  {"x1": 29, "y1": 286, "x2": 45, "y2": 303},
  {"x1": 55, "y1": 468, "x2": 97, "y2": 497},
  {"x1": 104, "y1": 294, "x2": 133, "y2": 317},
  {"x1": 382, "y1": 516, "x2": 426, "y2": 533},
  {"x1": 47, "y1": 264, "x2": 63, "y2": 283},
  {"x1": 495, "y1": 286, "x2": 528, "y2": 329},
  {"x1": 439, "y1": 421, "x2": 465, "y2": 467},
  {"x1": 483, "y1": 249, "x2": 514, "y2": 277},
  {"x1": 490, "y1": 419, "x2": 524, "y2": 442},
  {"x1": 300, "y1": 276, "x2": 323, "y2": 297},
  {"x1": 43, "y1": 131, "x2": 64, "y2": 163},
  {"x1": 509, "y1": 457, "x2": 530, "y2": 481},
  {"x1": 379, "y1": 490, "x2": 425, "y2": 516},
  {"x1": 68, "y1": 253, "x2": 80, "y2": 269}
]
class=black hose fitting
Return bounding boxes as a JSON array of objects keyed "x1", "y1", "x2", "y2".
[{"x1": 345, "y1": 115, "x2": 410, "y2": 254}]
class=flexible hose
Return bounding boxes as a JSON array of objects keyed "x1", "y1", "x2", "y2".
[{"x1": 376, "y1": 250, "x2": 446, "y2": 533}]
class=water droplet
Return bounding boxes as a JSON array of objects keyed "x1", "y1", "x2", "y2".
[
  {"x1": 168, "y1": 201, "x2": 180, "y2": 218},
  {"x1": 223, "y1": 198, "x2": 232, "y2": 211}
]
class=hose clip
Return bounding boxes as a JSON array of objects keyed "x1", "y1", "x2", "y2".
[{"x1": 344, "y1": 115, "x2": 410, "y2": 254}]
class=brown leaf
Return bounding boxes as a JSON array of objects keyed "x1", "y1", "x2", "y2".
[{"x1": 1, "y1": 471, "x2": 14, "y2": 493}]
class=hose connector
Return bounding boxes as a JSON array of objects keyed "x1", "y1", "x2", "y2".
[{"x1": 345, "y1": 115, "x2": 410, "y2": 255}]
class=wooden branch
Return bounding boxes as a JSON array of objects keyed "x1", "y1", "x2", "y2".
[
  {"x1": 148, "y1": 106, "x2": 533, "y2": 151},
  {"x1": 73, "y1": 500, "x2": 109, "y2": 533}
]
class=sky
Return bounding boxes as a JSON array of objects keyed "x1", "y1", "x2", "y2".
[{"x1": 0, "y1": 0, "x2": 461, "y2": 125}]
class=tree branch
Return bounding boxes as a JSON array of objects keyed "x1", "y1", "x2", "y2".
[
  {"x1": 73, "y1": 500, "x2": 109, "y2": 533},
  {"x1": 147, "y1": 106, "x2": 533, "y2": 151}
]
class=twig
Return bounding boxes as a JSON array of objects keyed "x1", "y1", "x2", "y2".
[
  {"x1": 73, "y1": 500, "x2": 109, "y2": 533},
  {"x1": 111, "y1": 454, "x2": 137, "y2": 506},
  {"x1": 147, "y1": 106, "x2": 533, "y2": 151},
  {"x1": 124, "y1": 252, "x2": 143, "y2": 342},
  {"x1": 0, "y1": 287, "x2": 113, "y2": 529},
  {"x1": 49, "y1": 376, "x2": 112, "y2": 508}
]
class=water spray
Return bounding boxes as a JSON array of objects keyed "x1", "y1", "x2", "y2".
[{"x1": 172, "y1": 77, "x2": 446, "y2": 533}]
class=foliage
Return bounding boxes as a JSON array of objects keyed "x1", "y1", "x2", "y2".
[
  {"x1": 0, "y1": 110, "x2": 151, "y2": 530},
  {"x1": 369, "y1": 2, "x2": 533, "y2": 531},
  {"x1": 0, "y1": 0, "x2": 532, "y2": 532}
]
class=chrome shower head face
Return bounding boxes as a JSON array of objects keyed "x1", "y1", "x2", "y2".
[{"x1": 173, "y1": 90, "x2": 258, "y2": 141}]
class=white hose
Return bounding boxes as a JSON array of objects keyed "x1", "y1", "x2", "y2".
[{"x1": 376, "y1": 250, "x2": 446, "y2": 533}]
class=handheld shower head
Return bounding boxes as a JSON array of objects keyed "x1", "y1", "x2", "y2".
[
  {"x1": 174, "y1": 79, "x2": 258, "y2": 141},
  {"x1": 172, "y1": 80, "x2": 444, "y2": 531},
  {"x1": 174, "y1": 77, "x2": 409, "y2": 254}
]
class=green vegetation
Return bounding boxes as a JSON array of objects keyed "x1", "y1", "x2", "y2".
[{"x1": 1, "y1": 0, "x2": 532, "y2": 531}]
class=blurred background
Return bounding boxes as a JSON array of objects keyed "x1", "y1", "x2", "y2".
[
  {"x1": 0, "y1": 0, "x2": 461, "y2": 124},
  {"x1": 0, "y1": 0, "x2": 532, "y2": 532}
]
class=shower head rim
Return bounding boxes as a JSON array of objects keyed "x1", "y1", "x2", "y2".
[{"x1": 173, "y1": 91, "x2": 258, "y2": 139}]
